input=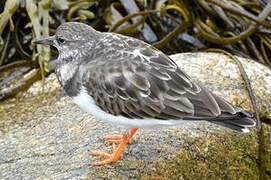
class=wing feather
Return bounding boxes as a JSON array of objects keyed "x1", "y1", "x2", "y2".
[{"x1": 81, "y1": 33, "x2": 238, "y2": 121}]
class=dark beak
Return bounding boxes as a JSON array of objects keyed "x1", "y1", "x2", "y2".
[{"x1": 34, "y1": 36, "x2": 55, "y2": 45}]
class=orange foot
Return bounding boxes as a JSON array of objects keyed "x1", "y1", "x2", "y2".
[{"x1": 90, "y1": 128, "x2": 138, "y2": 166}]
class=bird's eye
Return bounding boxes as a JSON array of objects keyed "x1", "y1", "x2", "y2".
[{"x1": 57, "y1": 37, "x2": 65, "y2": 44}]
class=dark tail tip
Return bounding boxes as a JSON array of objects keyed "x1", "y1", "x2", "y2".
[{"x1": 213, "y1": 111, "x2": 256, "y2": 133}]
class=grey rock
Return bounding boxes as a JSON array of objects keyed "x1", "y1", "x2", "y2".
[{"x1": 0, "y1": 53, "x2": 270, "y2": 179}]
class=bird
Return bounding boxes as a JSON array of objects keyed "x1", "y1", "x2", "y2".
[{"x1": 35, "y1": 22, "x2": 255, "y2": 166}]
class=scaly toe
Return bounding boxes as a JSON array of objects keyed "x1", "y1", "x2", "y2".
[
  {"x1": 103, "y1": 134, "x2": 125, "y2": 144},
  {"x1": 89, "y1": 150, "x2": 111, "y2": 158},
  {"x1": 90, "y1": 150, "x2": 121, "y2": 166},
  {"x1": 91, "y1": 157, "x2": 117, "y2": 166},
  {"x1": 104, "y1": 135, "x2": 133, "y2": 144}
]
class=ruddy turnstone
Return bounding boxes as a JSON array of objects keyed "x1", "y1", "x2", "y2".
[{"x1": 36, "y1": 22, "x2": 255, "y2": 166}]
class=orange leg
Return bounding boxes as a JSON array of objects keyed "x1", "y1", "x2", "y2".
[
  {"x1": 90, "y1": 128, "x2": 138, "y2": 166},
  {"x1": 103, "y1": 133, "x2": 135, "y2": 144}
]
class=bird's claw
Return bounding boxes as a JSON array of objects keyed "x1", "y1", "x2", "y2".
[
  {"x1": 90, "y1": 128, "x2": 138, "y2": 166},
  {"x1": 90, "y1": 150, "x2": 120, "y2": 166}
]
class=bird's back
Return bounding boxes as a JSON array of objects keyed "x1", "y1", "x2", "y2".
[{"x1": 74, "y1": 32, "x2": 255, "y2": 132}]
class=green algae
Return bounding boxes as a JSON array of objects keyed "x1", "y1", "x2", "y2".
[
  {"x1": 84, "y1": 128, "x2": 270, "y2": 179},
  {"x1": 140, "y1": 130, "x2": 270, "y2": 180}
]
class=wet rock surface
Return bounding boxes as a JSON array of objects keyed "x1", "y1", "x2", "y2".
[{"x1": 0, "y1": 53, "x2": 270, "y2": 179}]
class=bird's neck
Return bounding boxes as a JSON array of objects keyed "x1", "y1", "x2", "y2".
[{"x1": 55, "y1": 60, "x2": 81, "y2": 97}]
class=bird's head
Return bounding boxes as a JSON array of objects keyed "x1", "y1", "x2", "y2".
[
  {"x1": 35, "y1": 22, "x2": 99, "y2": 63},
  {"x1": 35, "y1": 22, "x2": 100, "y2": 84}
]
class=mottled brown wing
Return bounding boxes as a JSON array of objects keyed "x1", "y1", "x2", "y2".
[{"x1": 82, "y1": 34, "x2": 236, "y2": 120}]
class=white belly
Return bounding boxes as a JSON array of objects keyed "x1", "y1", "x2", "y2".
[{"x1": 72, "y1": 88, "x2": 192, "y2": 128}]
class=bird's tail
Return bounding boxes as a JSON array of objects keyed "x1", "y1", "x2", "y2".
[{"x1": 211, "y1": 110, "x2": 256, "y2": 133}]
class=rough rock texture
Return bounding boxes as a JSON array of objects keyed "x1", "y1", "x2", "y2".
[{"x1": 0, "y1": 52, "x2": 270, "y2": 179}]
